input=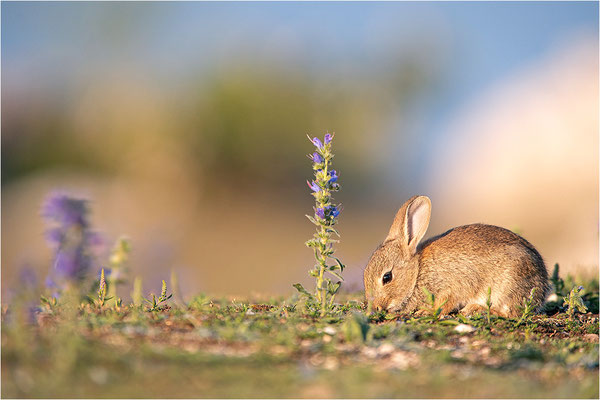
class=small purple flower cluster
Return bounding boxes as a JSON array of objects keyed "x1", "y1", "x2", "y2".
[
  {"x1": 42, "y1": 192, "x2": 102, "y2": 289},
  {"x1": 307, "y1": 169, "x2": 339, "y2": 191},
  {"x1": 306, "y1": 133, "x2": 341, "y2": 224},
  {"x1": 315, "y1": 205, "x2": 340, "y2": 220}
]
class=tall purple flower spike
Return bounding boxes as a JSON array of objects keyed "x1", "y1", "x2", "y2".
[
  {"x1": 299, "y1": 131, "x2": 344, "y2": 315},
  {"x1": 42, "y1": 192, "x2": 96, "y2": 284}
]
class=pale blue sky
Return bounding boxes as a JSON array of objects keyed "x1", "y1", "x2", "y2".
[{"x1": 3, "y1": 2, "x2": 596, "y2": 92}]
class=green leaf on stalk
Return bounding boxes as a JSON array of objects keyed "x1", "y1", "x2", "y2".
[
  {"x1": 305, "y1": 215, "x2": 318, "y2": 225},
  {"x1": 326, "y1": 227, "x2": 340, "y2": 236},
  {"x1": 327, "y1": 281, "x2": 341, "y2": 295},
  {"x1": 328, "y1": 270, "x2": 344, "y2": 281},
  {"x1": 333, "y1": 257, "x2": 346, "y2": 272},
  {"x1": 293, "y1": 283, "x2": 312, "y2": 297},
  {"x1": 305, "y1": 239, "x2": 318, "y2": 248}
]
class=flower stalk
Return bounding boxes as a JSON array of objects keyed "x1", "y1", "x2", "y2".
[
  {"x1": 106, "y1": 237, "x2": 131, "y2": 305},
  {"x1": 294, "y1": 132, "x2": 345, "y2": 316},
  {"x1": 563, "y1": 286, "x2": 588, "y2": 320}
]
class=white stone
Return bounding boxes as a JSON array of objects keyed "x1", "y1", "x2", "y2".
[
  {"x1": 454, "y1": 323, "x2": 476, "y2": 333},
  {"x1": 377, "y1": 343, "x2": 396, "y2": 356},
  {"x1": 323, "y1": 326, "x2": 337, "y2": 335}
]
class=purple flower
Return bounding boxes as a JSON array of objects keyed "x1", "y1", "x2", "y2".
[
  {"x1": 307, "y1": 180, "x2": 320, "y2": 192},
  {"x1": 311, "y1": 152, "x2": 323, "y2": 163},
  {"x1": 327, "y1": 206, "x2": 340, "y2": 218},
  {"x1": 42, "y1": 193, "x2": 89, "y2": 228},
  {"x1": 54, "y1": 251, "x2": 77, "y2": 278},
  {"x1": 315, "y1": 208, "x2": 326, "y2": 219},
  {"x1": 328, "y1": 170, "x2": 338, "y2": 183},
  {"x1": 311, "y1": 137, "x2": 323, "y2": 149},
  {"x1": 42, "y1": 192, "x2": 97, "y2": 285},
  {"x1": 51, "y1": 243, "x2": 91, "y2": 282},
  {"x1": 315, "y1": 206, "x2": 341, "y2": 220},
  {"x1": 324, "y1": 133, "x2": 333, "y2": 144}
]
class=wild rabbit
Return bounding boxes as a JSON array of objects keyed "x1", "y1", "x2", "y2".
[{"x1": 364, "y1": 195, "x2": 550, "y2": 317}]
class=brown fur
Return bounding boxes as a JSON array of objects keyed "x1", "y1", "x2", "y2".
[{"x1": 364, "y1": 196, "x2": 550, "y2": 318}]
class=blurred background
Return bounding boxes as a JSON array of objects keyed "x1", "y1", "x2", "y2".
[{"x1": 2, "y1": 1, "x2": 598, "y2": 301}]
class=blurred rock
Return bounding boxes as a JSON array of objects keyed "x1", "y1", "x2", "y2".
[{"x1": 429, "y1": 37, "x2": 598, "y2": 276}]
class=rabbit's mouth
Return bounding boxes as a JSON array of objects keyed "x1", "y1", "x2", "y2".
[{"x1": 387, "y1": 296, "x2": 410, "y2": 313}]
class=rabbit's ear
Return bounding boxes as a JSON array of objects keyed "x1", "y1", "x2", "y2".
[
  {"x1": 386, "y1": 196, "x2": 431, "y2": 255},
  {"x1": 405, "y1": 196, "x2": 431, "y2": 254}
]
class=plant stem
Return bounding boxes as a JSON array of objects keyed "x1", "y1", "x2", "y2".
[
  {"x1": 317, "y1": 231, "x2": 327, "y2": 316},
  {"x1": 317, "y1": 157, "x2": 329, "y2": 316},
  {"x1": 319, "y1": 262, "x2": 326, "y2": 316}
]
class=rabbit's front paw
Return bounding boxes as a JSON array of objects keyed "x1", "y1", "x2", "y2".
[{"x1": 460, "y1": 304, "x2": 487, "y2": 317}]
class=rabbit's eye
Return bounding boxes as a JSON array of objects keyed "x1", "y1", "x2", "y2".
[{"x1": 382, "y1": 271, "x2": 392, "y2": 285}]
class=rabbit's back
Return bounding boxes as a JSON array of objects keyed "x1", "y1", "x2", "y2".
[{"x1": 417, "y1": 223, "x2": 550, "y2": 316}]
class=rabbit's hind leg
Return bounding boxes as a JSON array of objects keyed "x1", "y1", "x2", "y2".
[{"x1": 439, "y1": 298, "x2": 460, "y2": 316}]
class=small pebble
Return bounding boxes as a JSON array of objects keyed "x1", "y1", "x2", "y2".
[
  {"x1": 377, "y1": 343, "x2": 395, "y2": 356},
  {"x1": 454, "y1": 324, "x2": 476, "y2": 333},
  {"x1": 323, "y1": 326, "x2": 337, "y2": 335}
]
